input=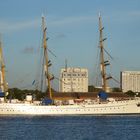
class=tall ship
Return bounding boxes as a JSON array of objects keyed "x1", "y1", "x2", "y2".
[{"x1": 0, "y1": 15, "x2": 140, "y2": 115}]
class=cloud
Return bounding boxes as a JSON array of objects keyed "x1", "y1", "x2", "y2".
[
  {"x1": 0, "y1": 18, "x2": 40, "y2": 33},
  {"x1": 55, "y1": 33, "x2": 67, "y2": 39},
  {"x1": 128, "y1": 10, "x2": 140, "y2": 17},
  {"x1": 21, "y1": 46, "x2": 38, "y2": 54},
  {"x1": 56, "y1": 33, "x2": 66, "y2": 38},
  {"x1": 1, "y1": 10, "x2": 139, "y2": 34},
  {"x1": 0, "y1": 15, "x2": 95, "y2": 33},
  {"x1": 107, "y1": 10, "x2": 140, "y2": 23},
  {"x1": 49, "y1": 15, "x2": 96, "y2": 27}
]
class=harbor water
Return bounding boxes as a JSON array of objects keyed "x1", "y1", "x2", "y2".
[{"x1": 0, "y1": 115, "x2": 140, "y2": 140}]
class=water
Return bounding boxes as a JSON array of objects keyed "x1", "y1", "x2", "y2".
[{"x1": 0, "y1": 115, "x2": 140, "y2": 140}]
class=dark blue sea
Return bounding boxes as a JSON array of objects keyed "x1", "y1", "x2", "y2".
[{"x1": 0, "y1": 115, "x2": 140, "y2": 140}]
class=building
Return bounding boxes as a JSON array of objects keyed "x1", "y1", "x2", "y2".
[
  {"x1": 121, "y1": 71, "x2": 140, "y2": 92},
  {"x1": 59, "y1": 68, "x2": 88, "y2": 92}
]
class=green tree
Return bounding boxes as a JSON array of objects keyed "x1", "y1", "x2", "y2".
[{"x1": 125, "y1": 90, "x2": 135, "y2": 97}]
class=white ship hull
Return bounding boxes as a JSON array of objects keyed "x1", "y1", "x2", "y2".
[{"x1": 0, "y1": 99, "x2": 140, "y2": 115}]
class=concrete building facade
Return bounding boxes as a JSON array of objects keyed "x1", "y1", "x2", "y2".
[
  {"x1": 59, "y1": 68, "x2": 88, "y2": 92},
  {"x1": 121, "y1": 71, "x2": 140, "y2": 92}
]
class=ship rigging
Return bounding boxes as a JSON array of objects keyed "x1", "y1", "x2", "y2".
[
  {"x1": 41, "y1": 16, "x2": 54, "y2": 99},
  {"x1": 0, "y1": 37, "x2": 8, "y2": 97}
]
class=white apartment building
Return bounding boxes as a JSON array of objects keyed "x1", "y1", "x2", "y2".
[
  {"x1": 59, "y1": 68, "x2": 88, "y2": 92},
  {"x1": 121, "y1": 71, "x2": 140, "y2": 92}
]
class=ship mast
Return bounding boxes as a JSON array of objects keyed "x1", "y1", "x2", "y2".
[
  {"x1": 99, "y1": 13, "x2": 108, "y2": 92},
  {"x1": 0, "y1": 38, "x2": 7, "y2": 94},
  {"x1": 42, "y1": 16, "x2": 52, "y2": 99}
]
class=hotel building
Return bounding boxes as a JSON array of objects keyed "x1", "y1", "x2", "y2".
[
  {"x1": 121, "y1": 71, "x2": 140, "y2": 92},
  {"x1": 59, "y1": 68, "x2": 88, "y2": 92}
]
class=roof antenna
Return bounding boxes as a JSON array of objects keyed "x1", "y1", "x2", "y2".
[{"x1": 65, "y1": 59, "x2": 67, "y2": 71}]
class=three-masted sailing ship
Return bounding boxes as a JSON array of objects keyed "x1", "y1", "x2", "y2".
[{"x1": 0, "y1": 15, "x2": 140, "y2": 115}]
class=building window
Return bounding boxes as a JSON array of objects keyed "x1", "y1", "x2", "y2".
[{"x1": 82, "y1": 74, "x2": 86, "y2": 77}]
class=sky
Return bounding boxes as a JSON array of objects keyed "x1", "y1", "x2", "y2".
[{"x1": 0, "y1": 0, "x2": 140, "y2": 90}]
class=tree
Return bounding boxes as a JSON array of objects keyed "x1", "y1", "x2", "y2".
[
  {"x1": 112, "y1": 87, "x2": 122, "y2": 92},
  {"x1": 125, "y1": 90, "x2": 135, "y2": 97},
  {"x1": 7, "y1": 88, "x2": 45, "y2": 101}
]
